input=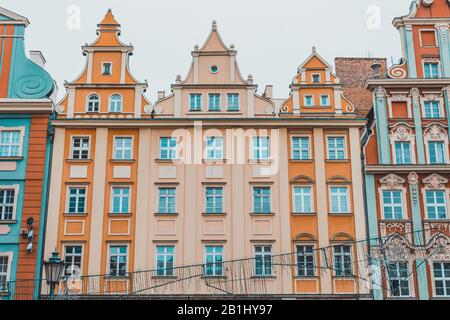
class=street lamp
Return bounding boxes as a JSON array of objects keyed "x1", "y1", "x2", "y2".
[{"x1": 43, "y1": 250, "x2": 65, "y2": 300}]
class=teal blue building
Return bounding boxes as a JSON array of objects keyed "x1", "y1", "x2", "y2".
[{"x1": 0, "y1": 7, "x2": 54, "y2": 300}]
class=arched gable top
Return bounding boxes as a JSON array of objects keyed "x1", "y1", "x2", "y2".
[
  {"x1": 327, "y1": 176, "x2": 351, "y2": 185},
  {"x1": 379, "y1": 174, "x2": 406, "y2": 188},
  {"x1": 330, "y1": 233, "x2": 354, "y2": 242},
  {"x1": 290, "y1": 175, "x2": 315, "y2": 184},
  {"x1": 422, "y1": 173, "x2": 449, "y2": 189},
  {"x1": 294, "y1": 233, "x2": 317, "y2": 242}
]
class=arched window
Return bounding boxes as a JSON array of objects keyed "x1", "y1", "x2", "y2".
[
  {"x1": 87, "y1": 94, "x2": 100, "y2": 113},
  {"x1": 109, "y1": 94, "x2": 122, "y2": 113}
]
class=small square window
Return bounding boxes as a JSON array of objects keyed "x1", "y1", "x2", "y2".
[
  {"x1": 312, "y1": 74, "x2": 321, "y2": 83},
  {"x1": 304, "y1": 95, "x2": 314, "y2": 107},
  {"x1": 320, "y1": 95, "x2": 330, "y2": 106}
]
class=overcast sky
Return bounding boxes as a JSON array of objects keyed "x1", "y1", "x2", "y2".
[{"x1": 3, "y1": 0, "x2": 412, "y2": 101}]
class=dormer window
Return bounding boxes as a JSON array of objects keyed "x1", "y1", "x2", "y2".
[
  {"x1": 109, "y1": 94, "x2": 122, "y2": 113},
  {"x1": 102, "y1": 62, "x2": 112, "y2": 75},
  {"x1": 87, "y1": 94, "x2": 100, "y2": 113},
  {"x1": 312, "y1": 74, "x2": 321, "y2": 83}
]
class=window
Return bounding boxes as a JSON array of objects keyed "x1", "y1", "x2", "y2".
[
  {"x1": 312, "y1": 74, "x2": 320, "y2": 83},
  {"x1": 205, "y1": 187, "x2": 223, "y2": 214},
  {"x1": 189, "y1": 94, "x2": 202, "y2": 111},
  {"x1": 155, "y1": 246, "x2": 175, "y2": 277},
  {"x1": 320, "y1": 95, "x2": 330, "y2": 106},
  {"x1": 227, "y1": 94, "x2": 239, "y2": 111},
  {"x1": 109, "y1": 94, "x2": 122, "y2": 113},
  {"x1": 296, "y1": 245, "x2": 315, "y2": 277},
  {"x1": 424, "y1": 62, "x2": 439, "y2": 79},
  {"x1": 0, "y1": 256, "x2": 9, "y2": 292},
  {"x1": 87, "y1": 94, "x2": 100, "y2": 112},
  {"x1": 330, "y1": 187, "x2": 349, "y2": 214},
  {"x1": 304, "y1": 95, "x2": 314, "y2": 106},
  {"x1": 291, "y1": 137, "x2": 310, "y2": 160},
  {"x1": 421, "y1": 30, "x2": 437, "y2": 47},
  {"x1": 382, "y1": 191, "x2": 403, "y2": 220},
  {"x1": 387, "y1": 262, "x2": 410, "y2": 297},
  {"x1": 114, "y1": 137, "x2": 133, "y2": 160},
  {"x1": 428, "y1": 141, "x2": 446, "y2": 164},
  {"x1": 158, "y1": 188, "x2": 176, "y2": 214},
  {"x1": 204, "y1": 245, "x2": 223, "y2": 276},
  {"x1": 205, "y1": 137, "x2": 223, "y2": 160},
  {"x1": 111, "y1": 187, "x2": 130, "y2": 214},
  {"x1": 253, "y1": 187, "x2": 271, "y2": 214},
  {"x1": 254, "y1": 245, "x2": 272, "y2": 277},
  {"x1": 0, "y1": 188, "x2": 15, "y2": 221},
  {"x1": 333, "y1": 245, "x2": 352, "y2": 277},
  {"x1": 102, "y1": 62, "x2": 112, "y2": 75},
  {"x1": 252, "y1": 137, "x2": 270, "y2": 160},
  {"x1": 64, "y1": 246, "x2": 83, "y2": 277},
  {"x1": 433, "y1": 262, "x2": 450, "y2": 297},
  {"x1": 395, "y1": 142, "x2": 411, "y2": 164},
  {"x1": 327, "y1": 137, "x2": 346, "y2": 160},
  {"x1": 293, "y1": 186, "x2": 312, "y2": 213},
  {"x1": 71, "y1": 137, "x2": 90, "y2": 160},
  {"x1": 159, "y1": 137, "x2": 177, "y2": 160},
  {"x1": 108, "y1": 245, "x2": 127, "y2": 277},
  {"x1": 208, "y1": 94, "x2": 221, "y2": 111},
  {"x1": 210, "y1": 65, "x2": 219, "y2": 74},
  {"x1": 424, "y1": 101, "x2": 440, "y2": 118},
  {"x1": 426, "y1": 190, "x2": 447, "y2": 219},
  {"x1": 67, "y1": 187, "x2": 86, "y2": 214},
  {"x1": 0, "y1": 130, "x2": 21, "y2": 157}
]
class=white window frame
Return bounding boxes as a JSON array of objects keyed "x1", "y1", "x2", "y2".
[
  {"x1": 70, "y1": 135, "x2": 91, "y2": 160},
  {"x1": 157, "y1": 187, "x2": 177, "y2": 214},
  {"x1": 292, "y1": 185, "x2": 314, "y2": 214},
  {"x1": 110, "y1": 185, "x2": 131, "y2": 214},
  {"x1": 65, "y1": 185, "x2": 87, "y2": 214},
  {"x1": 189, "y1": 93, "x2": 202, "y2": 111},
  {"x1": 86, "y1": 93, "x2": 101, "y2": 113},
  {"x1": 205, "y1": 186, "x2": 224, "y2": 214},
  {"x1": 227, "y1": 93, "x2": 240, "y2": 111},
  {"x1": 329, "y1": 185, "x2": 351, "y2": 214},
  {"x1": 102, "y1": 62, "x2": 113, "y2": 75},
  {"x1": 107, "y1": 244, "x2": 129, "y2": 277},
  {"x1": 424, "y1": 189, "x2": 448, "y2": 220},
  {"x1": 0, "y1": 252, "x2": 13, "y2": 292},
  {"x1": 423, "y1": 100, "x2": 442, "y2": 119},
  {"x1": 326, "y1": 135, "x2": 347, "y2": 160},
  {"x1": 320, "y1": 94, "x2": 330, "y2": 106},
  {"x1": 252, "y1": 186, "x2": 272, "y2": 214},
  {"x1": 304, "y1": 95, "x2": 314, "y2": 107},
  {"x1": 422, "y1": 60, "x2": 441, "y2": 79},
  {"x1": 295, "y1": 244, "x2": 316, "y2": 277},
  {"x1": 108, "y1": 94, "x2": 123, "y2": 113},
  {"x1": 155, "y1": 245, "x2": 175, "y2": 277},
  {"x1": 0, "y1": 127, "x2": 25, "y2": 158},
  {"x1": 208, "y1": 93, "x2": 221, "y2": 111},
  {"x1": 62, "y1": 244, "x2": 84, "y2": 277},
  {"x1": 204, "y1": 136, "x2": 224, "y2": 160},
  {"x1": 0, "y1": 185, "x2": 19, "y2": 221},
  {"x1": 252, "y1": 137, "x2": 270, "y2": 160},
  {"x1": 311, "y1": 73, "x2": 321, "y2": 83},
  {"x1": 332, "y1": 244, "x2": 353, "y2": 277},
  {"x1": 159, "y1": 137, "x2": 178, "y2": 160},
  {"x1": 113, "y1": 136, "x2": 134, "y2": 160},
  {"x1": 419, "y1": 29, "x2": 438, "y2": 48},
  {"x1": 203, "y1": 245, "x2": 224, "y2": 277},
  {"x1": 290, "y1": 135, "x2": 311, "y2": 160},
  {"x1": 431, "y1": 261, "x2": 450, "y2": 298},
  {"x1": 253, "y1": 245, "x2": 273, "y2": 277},
  {"x1": 385, "y1": 261, "x2": 413, "y2": 298}
]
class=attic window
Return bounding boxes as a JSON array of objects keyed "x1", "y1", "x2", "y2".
[
  {"x1": 102, "y1": 62, "x2": 112, "y2": 75},
  {"x1": 210, "y1": 65, "x2": 219, "y2": 74},
  {"x1": 312, "y1": 74, "x2": 321, "y2": 83}
]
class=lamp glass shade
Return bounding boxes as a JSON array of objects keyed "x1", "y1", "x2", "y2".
[{"x1": 44, "y1": 252, "x2": 65, "y2": 285}]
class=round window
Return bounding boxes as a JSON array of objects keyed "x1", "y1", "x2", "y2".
[{"x1": 210, "y1": 65, "x2": 219, "y2": 74}]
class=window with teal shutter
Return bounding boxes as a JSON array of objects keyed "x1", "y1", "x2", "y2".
[
  {"x1": 424, "y1": 62, "x2": 439, "y2": 79},
  {"x1": 395, "y1": 142, "x2": 411, "y2": 164},
  {"x1": 429, "y1": 141, "x2": 446, "y2": 164},
  {"x1": 190, "y1": 94, "x2": 202, "y2": 111},
  {"x1": 424, "y1": 101, "x2": 440, "y2": 118},
  {"x1": 208, "y1": 94, "x2": 221, "y2": 111}
]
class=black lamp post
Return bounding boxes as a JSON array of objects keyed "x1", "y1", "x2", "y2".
[{"x1": 43, "y1": 250, "x2": 65, "y2": 300}]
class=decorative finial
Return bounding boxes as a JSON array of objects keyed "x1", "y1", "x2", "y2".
[
  {"x1": 312, "y1": 46, "x2": 317, "y2": 53},
  {"x1": 247, "y1": 74, "x2": 253, "y2": 84},
  {"x1": 212, "y1": 20, "x2": 217, "y2": 31},
  {"x1": 230, "y1": 44, "x2": 235, "y2": 50},
  {"x1": 194, "y1": 44, "x2": 199, "y2": 51},
  {"x1": 176, "y1": 74, "x2": 182, "y2": 83}
]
